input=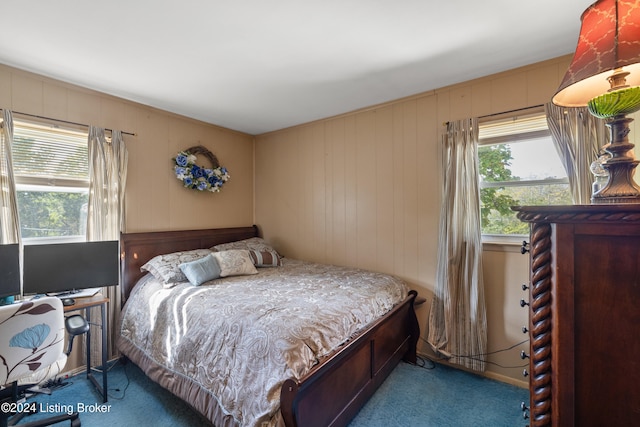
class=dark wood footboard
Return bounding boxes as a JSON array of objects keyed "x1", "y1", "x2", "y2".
[{"x1": 280, "y1": 290, "x2": 419, "y2": 427}]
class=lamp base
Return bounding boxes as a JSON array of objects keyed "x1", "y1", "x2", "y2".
[
  {"x1": 591, "y1": 162, "x2": 640, "y2": 203},
  {"x1": 591, "y1": 114, "x2": 640, "y2": 204}
]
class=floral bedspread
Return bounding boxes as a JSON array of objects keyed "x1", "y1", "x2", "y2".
[{"x1": 117, "y1": 258, "x2": 408, "y2": 427}]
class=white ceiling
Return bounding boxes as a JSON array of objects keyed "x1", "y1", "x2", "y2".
[{"x1": 0, "y1": 1, "x2": 594, "y2": 135}]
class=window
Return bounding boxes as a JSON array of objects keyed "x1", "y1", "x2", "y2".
[
  {"x1": 12, "y1": 119, "x2": 89, "y2": 243},
  {"x1": 478, "y1": 113, "x2": 571, "y2": 239}
]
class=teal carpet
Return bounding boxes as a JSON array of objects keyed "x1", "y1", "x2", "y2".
[
  {"x1": 348, "y1": 361, "x2": 528, "y2": 427},
  {"x1": 22, "y1": 359, "x2": 527, "y2": 426}
]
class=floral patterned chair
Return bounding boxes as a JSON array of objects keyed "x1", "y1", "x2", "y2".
[{"x1": 0, "y1": 297, "x2": 80, "y2": 427}]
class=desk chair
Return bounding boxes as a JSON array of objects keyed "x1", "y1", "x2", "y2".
[{"x1": 0, "y1": 297, "x2": 80, "y2": 427}]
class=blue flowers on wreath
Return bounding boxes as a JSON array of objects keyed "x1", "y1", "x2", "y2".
[{"x1": 173, "y1": 146, "x2": 230, "y2": 193}]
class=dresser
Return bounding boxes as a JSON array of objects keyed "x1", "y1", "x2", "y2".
[{"x1": 513, "y1": 205, "x2": 640, "y2": 427}]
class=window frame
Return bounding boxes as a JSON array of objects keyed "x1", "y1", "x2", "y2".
[
  {"x1": 477, "y1": 112, "x2": 570, "y2": 244},
  {"x1": 12, "y1": 118, "x2": 89, "y2": 245}
]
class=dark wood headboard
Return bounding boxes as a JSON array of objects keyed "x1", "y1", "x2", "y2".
[{"x1": 119, "y1": 225, "x2": 258, "y2": 303}]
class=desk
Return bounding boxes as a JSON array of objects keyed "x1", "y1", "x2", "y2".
[{"x1": 64, "y1": 294, "x2": 109, "y2": 403}]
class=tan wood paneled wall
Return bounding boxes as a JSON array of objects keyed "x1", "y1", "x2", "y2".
[
  {"x1": 254, "y1": 55, "x2": 578, "y2": 386},
  {"x1": 0, "y1": 64, "x2": 254, "y2": 233}
]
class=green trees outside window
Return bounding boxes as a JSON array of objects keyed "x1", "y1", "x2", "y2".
[
  {"x1": 478, "y1": 115, "x2": 571, "y2": 237},
  {"x1": 17, "y1": 191, "x2": 87, "y2": 238}
]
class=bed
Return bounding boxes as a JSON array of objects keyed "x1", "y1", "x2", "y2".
[{"x1": 117, "y1": 225, "x2": 419, "y2": 427}]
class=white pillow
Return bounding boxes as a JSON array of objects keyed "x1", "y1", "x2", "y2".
[{"x1": 211, "y1": 250, "x2": 258, "y2": 277}]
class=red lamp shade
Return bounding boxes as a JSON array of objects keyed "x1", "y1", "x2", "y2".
[{"x1": 553, "y1": 0, "x2": 640, "y2": 107}]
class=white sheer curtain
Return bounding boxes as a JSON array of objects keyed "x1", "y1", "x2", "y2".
[
  {"x1": 0, "y1": 110, "x2": 21, "y2": 245},
  {"x1": 86, "y1": 126, "x2": 128, "y2": 360},
  {"x1": 427, "y1": 118, "x2": 487, "y2": 372},
  {"x1": 545, "y1": 103, "x2": 609, "y2": 204}
]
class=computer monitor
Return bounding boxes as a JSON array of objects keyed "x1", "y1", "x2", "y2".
[
  {"x1": 23, "y1": 240, "x2": 119, "y2": 295},
  {"x1": 0, "y1": 243, "x2": 20, "y2": 301}
]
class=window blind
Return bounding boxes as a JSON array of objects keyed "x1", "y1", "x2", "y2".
[
  {"x1": 12, "y1": 120, "x2": 88, "y2": 183},
  {"x1": 479, "y1": 113, "x2": 549, "y2": 145}
]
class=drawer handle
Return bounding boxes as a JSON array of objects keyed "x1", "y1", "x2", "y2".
[
  {"x1": 523, "y1": 369, "x2": 529, "y2": 377},
  {"x1": 521, "y1": 283, "x2": 529, "y2": 291},
  {"x1": 520, "y1": 241, "x2": 530, "y2": 254},
  {"x1": 520, "y1": 299, "x2": 529, "y2": 307},
  {"x1": 520, "y1": 351, "x2": 530, "y2": 359},
  {"x1": 522, "y1": 326, "x2": 528, "y2": 334}
]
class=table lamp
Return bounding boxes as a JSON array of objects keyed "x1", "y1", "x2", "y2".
[{"x1": 553, "y1": 0, "x2": 640, "y2": 203}]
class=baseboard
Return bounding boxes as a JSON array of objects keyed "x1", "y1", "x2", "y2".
[
  {"x1": 416, "y1": 351, "x2": 528, "y2": 389},
  {"x1": 59, "y1": 365, "x2": 85, "y2": 379},
  {"x1": 482, "y1": 369, "x2": 528, "y2": 389},
  {"x1": 59, "y1": 357, "x2": 120, "y2": 379}
]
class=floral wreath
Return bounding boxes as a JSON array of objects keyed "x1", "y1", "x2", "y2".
[{"x1": 173, "y1": 145, "x2": 230, "y2": 192}]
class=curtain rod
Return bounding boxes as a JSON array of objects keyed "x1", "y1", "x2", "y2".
[
  {"x1": 3, "y1": 109, "x2": 136, "y2": 136},
  {"x1": 478, "y1": 103, "x2": 545, "y2": 120},
  {"x1": 442, "y1": 103, "x2": 546, "y2": 126}
]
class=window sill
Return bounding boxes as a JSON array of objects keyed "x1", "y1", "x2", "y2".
[
  {"x1": 482, "y1": 235, "x2": 527, "y2": 253},
  {"x1": 22, "y1": 236, "x2": 86, "y2": 245}
]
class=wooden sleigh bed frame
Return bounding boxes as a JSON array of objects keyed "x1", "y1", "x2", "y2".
[{"x1": 120, "y1": 225, "x2": 420, "y2": 427}]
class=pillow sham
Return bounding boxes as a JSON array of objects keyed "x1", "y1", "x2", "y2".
[
  {"x1": 248, "y1": 249, "x2": 282, "y2": 267},
  {"x1": 212, "y1": 237, "x2": 279, "y2": 255},
  {"x1": 211, "y1": 249, "x2": 258, "y2": 277},
  {"x1": 141, "y1": 249, "x2": 212, "y2": 285},
  {"x1": 211, "y1": 237, "x2": 282, "y2": 265},
  {"x1": 179, "y1": 253, "x2": 221, "y2": 286}
]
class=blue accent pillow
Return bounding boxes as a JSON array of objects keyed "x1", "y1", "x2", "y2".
[{"x1": 179, "y1": 253, "x2": 221, "y2": 286}]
